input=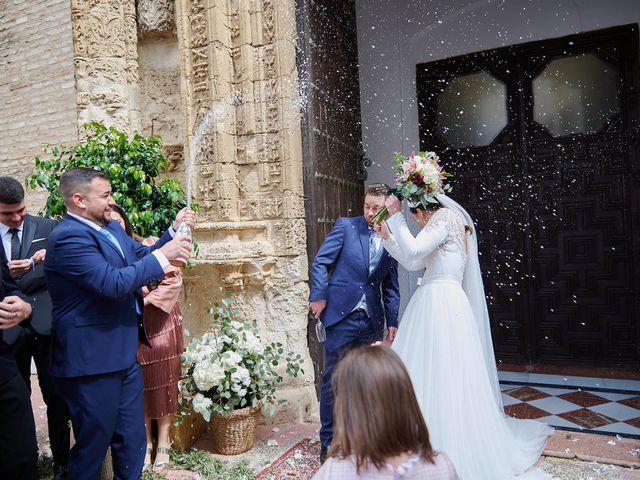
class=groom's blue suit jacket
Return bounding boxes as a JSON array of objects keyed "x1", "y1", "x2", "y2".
[
  {"x1": 309, "y1": 215, "x2": 400, "y2": 338},
  {"x1": 44, "y1": 214, "x2": 172, "y2": 378}
]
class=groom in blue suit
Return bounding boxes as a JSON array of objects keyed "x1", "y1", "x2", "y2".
[
  {"x1": 309, "y1": 183, "x2": 400, "y2": 460},
  {"x1": 44, "y1": 168, "x2": 194, "y2": 480}
]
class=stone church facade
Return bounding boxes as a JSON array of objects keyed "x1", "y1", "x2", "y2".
[{"x1": 0, "y1": 0, "x2": 317, "y2": 422}]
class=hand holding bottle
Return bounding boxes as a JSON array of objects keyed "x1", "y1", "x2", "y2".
[
  {"x1": 172, "y1": 207, "x2": 196, "y2": 231},
  {"x1": 159, "y1": 235, "x2": 192, "y2": 267}
]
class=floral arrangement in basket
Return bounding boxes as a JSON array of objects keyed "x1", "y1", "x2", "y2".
[
  {"x1": 372, "y1": 147, "x2": 452, "y2": 225},
  {"x1": 178, "y1": 298, "x2": 305, "y2": 422}
]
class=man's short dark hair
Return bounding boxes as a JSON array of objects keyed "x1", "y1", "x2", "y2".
[
  {"x1": 0, "y1": 177, "x2": 25, "y2": 204},
  {"x1": 365, "y1": 183, "x2": 390, "y2": 197},
  {"x1": 59, "y1": 168, "x2": 109, "y2": 205}
]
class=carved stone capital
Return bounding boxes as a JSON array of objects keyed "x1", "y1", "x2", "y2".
[{"x1": 136, "y1": 0, "x2": 176, "y2": 34}]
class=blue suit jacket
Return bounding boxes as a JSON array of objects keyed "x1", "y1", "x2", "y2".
[
  {"x1": 44, "y1": 214, "x2": 172, "y2": 378},
  {"x1": 309, "y1": 216, "x2": 400, "y2": 338}
]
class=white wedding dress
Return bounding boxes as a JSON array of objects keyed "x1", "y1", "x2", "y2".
[{"x1": 384, "y1": 195, "x2": 554, "y2": 480}]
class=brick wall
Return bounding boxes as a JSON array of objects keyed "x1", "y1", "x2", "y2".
[{"x1": 0, "y1": 0, "x2": 77, "y2": 210}]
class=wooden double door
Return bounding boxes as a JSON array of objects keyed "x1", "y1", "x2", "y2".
[
  {"x1": 417, "y1": 25, "x2": 640, "y2": 368},
  {"x1": 297, "y1": 0, "x2": 367, "y2": 394}
]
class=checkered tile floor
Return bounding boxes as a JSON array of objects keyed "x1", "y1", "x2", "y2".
[{"x1": 499, "y1": 372, "x2": 640, "y2": 438}]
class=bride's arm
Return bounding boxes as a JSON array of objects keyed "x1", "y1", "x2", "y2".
[
  {"x1": 385, "y1": 212, "x2": 447, "y2": 259},
  {"x1": 382, "y1": 234, "x2": 427, "y2": 271}
]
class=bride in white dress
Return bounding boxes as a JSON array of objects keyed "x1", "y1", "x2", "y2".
[{"x1": 377, "y1": 193, "x2": 554, "y2": 480}]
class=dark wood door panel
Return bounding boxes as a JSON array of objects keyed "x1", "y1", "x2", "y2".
[
  {"x1": 529, "y1": 135, "x2": 636, "y2": 365},
  {"x1": 417, "y1": 25, "x2": 639, "y2": 368},
  {"x1": 444, "y1": 145, "x2": 529, "y2": 362}
]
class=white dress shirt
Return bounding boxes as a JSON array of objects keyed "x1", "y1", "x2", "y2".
[
  {"x1": 350, "y1": 229, "x2": 383, "y2": 314},
  {"x1": 0, "y1": 222, "x2": 23, "y2": 261}
]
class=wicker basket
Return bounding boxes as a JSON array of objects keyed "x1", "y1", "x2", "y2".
[{"x1": 210, "y1": 404, "x2": 261, "y2": 455}]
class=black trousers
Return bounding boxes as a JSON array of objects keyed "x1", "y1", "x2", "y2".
[
  {"x1": 14, "y1": 330, "x2": 71, "y2": 468},
  {"x1": 0, "y1": 372, "x2": 38, "y2": 479}
]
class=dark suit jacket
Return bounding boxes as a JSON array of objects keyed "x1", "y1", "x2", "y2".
[
  {"x1": 0, "y1": 251, "x2": 30, "y2": 384},
  {"x1": 0, "y1": 214, "x2": 57, "y2": 338},
  {"x1": 44, "y1": 214, "x2": 172, "y2": 378},
  {"x1": 309, "y1": 216, "x2": 400, "y2": 339}
]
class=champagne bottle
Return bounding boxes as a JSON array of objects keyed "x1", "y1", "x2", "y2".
[{"x1": 170, "y1": 221, "x2": 192, "y2": 267}]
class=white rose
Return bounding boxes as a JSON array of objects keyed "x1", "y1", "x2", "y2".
[
  {"x1": 231, "y1": 367, "x2": 251, "y2": 386},
  {"x1": 230, "y1": 321, "x2": 244, "y2": 330},
  {"x1": 222, "y1": 351, "x2": 242, "y2": 367},
  {"x1": 193, "y1": 360, "x2": 226, "y2": 391},
  {"x1": 238, "y1": 331, "x2": 263, "y2": 354},
  {"x1": 192, "y1": 362, "x2": 215, "y2": 391},
  {"x1": 210, "y1": 362, "x2": 226, "y2": 384},
  {"x1": 192, "y1": 393, "x2": 213, "y2": 414}
]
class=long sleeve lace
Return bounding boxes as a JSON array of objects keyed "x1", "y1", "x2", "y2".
[
  {"x1": 385, "y1": 212, "x2": 448, "y2": 261},
  {"x1": 383, "y1": 234, "x2": 427, "y2": 271}
]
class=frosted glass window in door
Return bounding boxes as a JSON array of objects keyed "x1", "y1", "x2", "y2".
[
  {"x1": 436, "y1": 71, "x2": 508, "y2": 148},
  {"x1": 533, "y1": 54, "x2": 619, "y2": 137}
]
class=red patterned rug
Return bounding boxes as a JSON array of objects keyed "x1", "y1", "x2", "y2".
[{"x1": 255, "y1": 438, "x2": 321, "y2": 479}]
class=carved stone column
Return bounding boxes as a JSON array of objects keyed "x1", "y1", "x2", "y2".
[
  {"x1": 175, "y1": 0, "x2": 316, "y2": 421},
  {"x1": 71, "y1": 0, "x2": 141, "y2": 134}
]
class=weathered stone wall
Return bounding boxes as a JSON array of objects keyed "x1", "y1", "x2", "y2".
[
  {"x1": 0, "y1": 0, "x2": 316, "y2": 423},
  {"x1": 70, "y1": 0, "x2": 316, "y2": 422},
  {"x1": 71, "y1": 0, "x2": 141, "y2": 134},
  {"x1": 137, "y1": 36, "x2": 183, "y2": 144},
  {"x1": 174, "y1": 0, "x2": 316, "y2": 423},
  {"x1": 0, "y1": 0, "x2": 78, "y2": 210}
]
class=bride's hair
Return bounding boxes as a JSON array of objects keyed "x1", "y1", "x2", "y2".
[
  {"x1": 410, "y1": 203, "x2": 473, "y2": 234},
  {"x1": 329, "y1": 345, "x2": 435, "y2": 471},
  {"x1": 409, "y1": 202, "x2": 439, "y2": 214}
]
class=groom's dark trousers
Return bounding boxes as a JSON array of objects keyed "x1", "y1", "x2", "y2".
[
  {"x1": 309, "y1": 215, "x2": 399, "y2": 448},
  {"x1": 320, "y1": 309, "x2": 378, "y2": 443},
  {"x1": 45, "y1": 214, "x2": 172, "y2": 480}
]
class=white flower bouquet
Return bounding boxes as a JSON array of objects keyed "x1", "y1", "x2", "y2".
[{"x1": 179, "y1": 298, "x2": 304, "y2": 422}]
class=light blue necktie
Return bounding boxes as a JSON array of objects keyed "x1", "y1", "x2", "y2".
[
  {"x1": 99, "y1": 228, "x2": 142, "y2": 316},
  {"x1": 99, "y1": 228, "x2": 124, "y2": 258},
  {"x1": 368, "y1": 228, "x2": 379, "y2": 261}
]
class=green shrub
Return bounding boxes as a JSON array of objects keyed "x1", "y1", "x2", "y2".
[{"x1": 27, "y1": 121, "x2": 189, "y2": 237}]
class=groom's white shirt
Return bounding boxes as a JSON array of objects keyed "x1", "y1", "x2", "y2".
[{"x1": 350, "y1": 230, "x2": 383, "y2": 314}]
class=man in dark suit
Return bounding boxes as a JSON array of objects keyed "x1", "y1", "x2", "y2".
[
  {"x1": 0, "y1": 249, "x2": 37, "y2": 479},
  {"x1": 0, "y1": 176, "x2": 71, "y2": 479},
  {"x1": 44, "y1": 167, "x2": 194, "y2": 480},
  {"x1": 309, "y1": 183, "x2": 400, "y2": 462}
]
